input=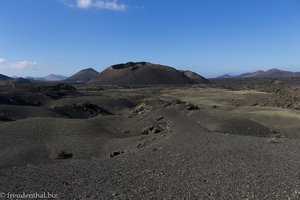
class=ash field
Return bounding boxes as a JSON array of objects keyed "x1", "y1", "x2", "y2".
[{"x1": 1, "y1": 63, "x2": 300, "y2": 199}]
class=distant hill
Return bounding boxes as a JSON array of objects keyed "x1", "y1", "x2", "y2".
[
  {"x1": 238, "y1": 70, "x2": 265, "y2": 78},
  {"x1": 218, "y1": 68, "x2": 300, "y2": 78},
  {"x1": 27, "y1": 74, "x2": 68, "y2": 82},
  {"x1": 0, "y1": 74, "x2": 32, "y2": 85},
  {"x1": 181, "y1": 70, "x2": 209, "y2": 83},
  {"x1": 261, "y1": 68, "x2": 300, "y2": 78},
  {"x1": 12, "y1": 77, "x2": 32, "y2": 84},
  {"x1": 88, "y1": 62, "x2": 209, "y2": 85},
  {"x1": 66, "y1": 68, "x2": 99, "y2": 83}
]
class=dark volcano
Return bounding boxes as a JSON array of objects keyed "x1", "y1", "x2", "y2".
[{"x1": 88, "y1": 62, "x2": 209, "y2": 85}]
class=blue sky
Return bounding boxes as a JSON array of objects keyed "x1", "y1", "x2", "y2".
[{"x1": 0, "y1": 0, "x2": 300, "y2": 78}]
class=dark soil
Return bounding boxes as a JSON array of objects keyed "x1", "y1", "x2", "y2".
[{"x1": 53, "y1": 102, "x2": 112, "y2": 119}]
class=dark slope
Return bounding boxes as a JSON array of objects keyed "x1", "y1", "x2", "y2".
[
  {"x1": 66, "y1": 68, "x2": 99, "y2": 83},
  {"x1": 12, "y1": 77, "x2": 32, "y2": 84},
  {"x1": 0, "y1": 74, "x2": 11, "y2": 81},
  {"x1": 0, "y1": 74, "x2": 31, "y2": 85},
  {"x1": 89, "y1": 62, "x2": 208, "y2": 85}
]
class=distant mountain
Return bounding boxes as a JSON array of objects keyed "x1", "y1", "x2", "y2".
[
  {"x1": 217, "y1": 74, "x2": 233, "y2": 78},
  {"x1": 27, "y1": 74, "x2": 68, "y2": 82},
  {"x1": 218, "y1": 68, "x2": 300, "y2": 78},
  {"x1": 43, "y1": 74, "x2": 68, "y2": 81},
  {"x1": 88, "y1": 62, "x2": 209, "y2": 85},
  {"x1": 66, "y1": 68, "x2": 99, "y2": 83}
]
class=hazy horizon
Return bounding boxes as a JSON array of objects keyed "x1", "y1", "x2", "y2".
[
  {"x1": 2, "y1": 63, "x2": 300, "y2": 79},
  {"x1": 1, "y1": 0, "x2": 300, "y2": 78}
]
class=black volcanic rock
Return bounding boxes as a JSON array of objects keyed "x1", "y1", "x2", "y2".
[
  {"x1": 52, "y1": 102, "x2": 112, "y2": 119},
  {"x1": 66, "y1": 68, "x2": 99, "y2": 83},
  {"x1": 34, "y1": 83, "x2": 77, "y2": 99},
  {"x1": 88, "y1": 62, "x2": 208, "y2": 85}
]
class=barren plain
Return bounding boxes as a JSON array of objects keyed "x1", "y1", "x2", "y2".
[{"x1": 0, "y1": 78, "x2": 300, "y2": 199}]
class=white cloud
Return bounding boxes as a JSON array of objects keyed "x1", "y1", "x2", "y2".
[
  {"x1": 77, "y1": 0, "x2": 92, "y2": 8},
  {"x1": 64, "y1": 0, "x2": 127, "y2": 11},
  {"x1": 93, "y1": 0, "x2": 127, "y2": 11},
  {"x1": 0, "y1": 58, "x2": 37, "y2": 69},
  {"x1": 0, "y1": 58, "x2": 6, "y2": 65},
  {"x1": 60, "y1": 0, "x2": 75, "y2": 8}
]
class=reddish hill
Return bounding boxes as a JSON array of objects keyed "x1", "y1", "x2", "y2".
[
  {"x1": 219, "y1": 68, "x2": 300, "y2": 78},
  {"x1": 181, "y1": 70, "x2": 209, "y2": 83}
]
